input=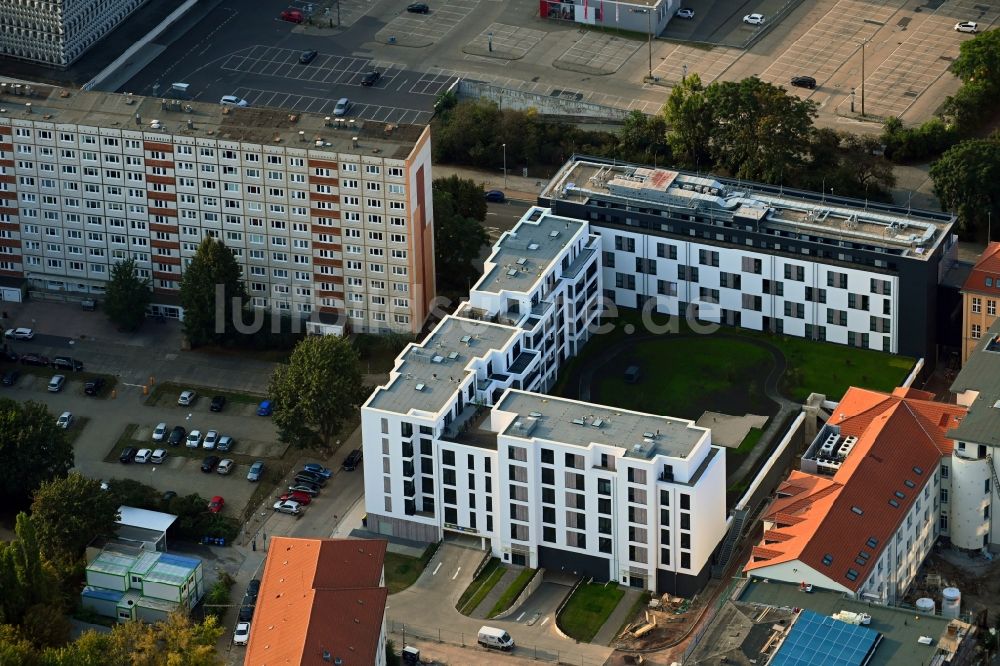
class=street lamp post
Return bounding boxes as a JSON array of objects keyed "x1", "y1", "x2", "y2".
[
  {"x1": 631, "y1": 8, "x2": 653, "y2": 81},
  {"x1": 858, "y1": 38, "x2": 870, "y2": 116},
  {"x1": 502, "y1": 143, "x2": 507, "y2": 189}
]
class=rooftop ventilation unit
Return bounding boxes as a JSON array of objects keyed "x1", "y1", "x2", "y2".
[
  {"x1": 550, "y1": 230, "x2": 560, "y2": 238},
  {"x1": 643, "y1": 432, "x2": 656, "y2": 439},
  {"x1": 592, "y1": 418, "x2": 604, "y2": 428},
  {"x1": 571, "y1": 418, "x2": 586, "y2": 426},
  {"x1": 529, "y1": 411, "x2": 543, "y2": 418},
  {"x1": 633, "y1": 444, "x2": 643, "y2": 453},
  {"x1": 414, "y1": 383, "x2": 425, "y2": 391},
  {"x1": 506, "y1": 268, "x2": 518, "y2": 277},
  {"x1": 528, "y1": 243, "x2": 540, "y2": 250},
  {"x1": 516, "y1": 257, "x2": 527, "y2": 266},
  {"x1": 431, "y1": 355, "x2": 444, "y2": 363},
  {"x1": 448, "y1": 351, "x2": 458, "y2": 360},
  {"x1": 461, "y1": 335, "x2": 472, "y2": 344}
]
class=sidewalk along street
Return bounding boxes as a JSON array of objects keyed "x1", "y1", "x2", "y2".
[{"x1": 431, "y1": 164, "x2": 548, "y2": 203}]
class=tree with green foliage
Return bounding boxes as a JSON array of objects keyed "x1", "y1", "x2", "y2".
[
  {"x1": 951, "y1": 28, "x2": 1000, "y2": 87},
  {"x1": 618, "y1": 110, "x2": 670, "y2": 165},
  {"x1": 0, "y1": 514, "x2": 61, "y2": 627},
  {"x1": 432, "y1": 187, "x2": 490, "y2": 291},
  {"x1": 0, "y1": 625, "x2": 36, "y2": 665},
  {"x1": 704, "y1": 77, "x2": 817, "y2": 183},
  {"x1": 103, "y1": 257, "x2": 150, "y2": 331},
  {"x1": 432, "y1": 99, "x2": 504, "y2": 167},
  {"x1": 30, "y1": 473, "x2": 120, "y2": 564},
  {"x1": 0, "y1": 399, "x2": 72, "y2": 506},
  {"x1": 269, "y1": 335, "x2": 364, "y2": 452},
  {"x1": 662, "y1": 74, "x2": 714, "y2": 171},
  {"x1": 433, "y1": 175, "x2": 487, "y2": 222},
  {"x1": 179, "y1": 237, "x2": 247, "y2": 347},
  {"x1": 930, "y1": 137, "x2": 1000, "y2": 241}
]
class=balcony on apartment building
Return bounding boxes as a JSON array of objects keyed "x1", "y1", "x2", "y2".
[{"x1": 440, "y1": 403, "x2": 496, "y2": 449}]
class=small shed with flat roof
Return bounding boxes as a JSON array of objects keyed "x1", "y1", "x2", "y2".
[{"x1": 116, "y1": 506, "x2": 177, "y2": 552}]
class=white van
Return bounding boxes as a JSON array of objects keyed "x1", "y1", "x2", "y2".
[{"x1": 477, "y1": 626, "x2": 514, "y2": 651}]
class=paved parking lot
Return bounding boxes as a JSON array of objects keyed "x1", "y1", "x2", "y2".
[
  {"x1": 463, "y1": 23, "x2": 547, "y2": 60},
  {"x1": 553, "y1": 33, "x2": 642, "y2": 75},
  {"x1": 375, "y1": 0, "x2": 481, "y2": 47},
  {"x1": 0, "y1": 371, "x2": 274, "y2": 512},
  {"x1": 759, "y1": 0, "x2": 902, "y2": 91},
  {"x1": 651, "y1": 44, "x2": 743, "y2": 85},
  {"x1": 841, "y1": 0, "x2": 998, "y2": 118},
  {"x1": 231, "y1": 86, "x2": 434, "y2": 124},
  {"x1": 221, "y1": 46, "x2": 385, "y2": 87}
]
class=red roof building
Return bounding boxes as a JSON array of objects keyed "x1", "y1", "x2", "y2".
[
  {"x1": 960, "y1": 242, "x2": 1000, "y2": 363},
  {"x1": 244, "y1": 538, "x2": 389, "y2": 666},
  {"x1": 744, "y1": 387, "x2": 966, "y2": 603}
]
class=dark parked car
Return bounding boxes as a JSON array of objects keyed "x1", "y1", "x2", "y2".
[
  {"x1": 1, "y1": 350, "x2": 18, "y2": 362},
  {"x1": 294, "y1": 470, "x2": 327, "y2": 486},
  {"x1": 84, "y1": 377, "x2": 105, "y2": 396},
  {"x1": 119, "y1": 447, "x2": 138, "y2": 464},
  {"x1": 20, "y1": 353, "x2": 50, "y2": 367},
  {"x1": 1, "y1": 369, "x2": 19, "y2": 386},
  {"x1": 790, "y1": 75, "x2": 817, "y2": 89},
  {"x1": 484, "y1": 189, "x2": 506, "y2": 203},
  {"x1": 342, "y1": 449, "x2": 363, "y2": 471},
  {"x1": 287, "y1": 482, "x2": 321, "y2": 496},
  {"x1": 238, "y1": 601, "x2": 254, "y2": 622},
  {"x1": 407, "y1": 3, "x2": 429, "y2": 12},
  {"x1": 210, "y1": 395, "x2": 226, "y2": 412},
  {"x1": 168, "y1": 425, "x2": 186, "y2": 446},
  {"x1": 361, "y1": 70, "x2": 380, "y2": 87},
  {"x1": 52, "y1": 356, "x2": 84, "y2": 371},
  {"x1": 201, "y1": 455, "x2": 221, "y2": 473},
  {"x1": 299, "y1": 50, "x2": 318, "y2": 64},
  {"x1": 246, "y1": 579, "x2": 261, "y2": 601}
]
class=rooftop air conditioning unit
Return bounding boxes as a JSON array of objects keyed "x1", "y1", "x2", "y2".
[{"x1": 415, "y1": 383, "x2": 425, "y2": 391}]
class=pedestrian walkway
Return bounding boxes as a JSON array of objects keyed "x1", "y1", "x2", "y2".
[
  {"x1": 471, "y1": 566, "x2": 522, "y2": 619},
  {"x1": 592, "y1": 587, "x2": 643, "y2": 646}
]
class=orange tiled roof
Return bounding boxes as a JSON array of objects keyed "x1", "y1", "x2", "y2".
[
  {"x1": 961, "y1": 242, "x2": 1000, "y2": 294},
  {"x1": 245, "y1": 537, "x2": 388, "y2": 666},
  {"x1": 745, "y1": 386, "x2": 967, "y2": 591}
]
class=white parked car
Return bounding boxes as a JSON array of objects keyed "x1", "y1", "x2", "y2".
[
  {"x1": 217, "y1": 459, "x2": 235, "y2": 475},
  {"x1": 203, "y1": 430, "x2": 219, "y2": 450},
  {"x1": 4, "y1": 327, "x2": 34, "y2": 340},
  {"x1": 954, "y1": 21, "x2": 978, "y2": 33},
  {"x1": 177, "y1": 390, "x2": 197, "y2": 406},
  {"x1": 743, "y1": 13, "x2": 765, "y2": 24},
  {"x1": 234, "y1": 621, "x2": 250, "y2": 646},
  {"x1": 676, "y1": 8, "x2": 694, "y2": 18},
  {"x1": 220, "y1": 95, "x2": 249, "y2": 107},
  {"x1": 134, "y1": 448, "x2": 152, "y2": 464},
  {"x1": 151, "y1": 449, "x2": 167, "y2": 464},
  {"x1": 56, "y1": 411, "x2": 74, "y2": 429},
  {"x1": 273, "y1": 500, "x2": 302, "y2": 515},
  {"x1": 333, "y1": 97, "x2": 351, "y2": 116},
  {"x1": 152, "y1": 422, "x2": 168, "y2": 442},
  {"x1": 47, "y1": 375, "x2": 65, "y2": 392},
  {"x1": 186, "y1": 429, "x2": 202, "y2": 448}
]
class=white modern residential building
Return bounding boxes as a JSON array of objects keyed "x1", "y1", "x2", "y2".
[
  {"x1": 949, "y1": 319, "x2": 1000, "y2": 552},
  {"x1": 744, "y1": 386, "x2": 965, "y2": 604},
  {"x1": 0, "y1": 82, "x2": 435, "y2": 334},
  {"x1": 363, "y1": 207, "x2": 729, "y2": 595},
  {"x1": 0, "y1": 0, "x2": 149, "y2": 67},
  {"x1": 540, "y1": 158, "x2": 958, "y2": 362}
]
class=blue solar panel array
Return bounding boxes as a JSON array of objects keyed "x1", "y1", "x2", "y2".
[{"x1": 770, "y1": 610, "x2": 881, "y2": 666}]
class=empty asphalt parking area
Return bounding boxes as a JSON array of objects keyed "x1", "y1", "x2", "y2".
[
  {"x1": 844, "y1": 0, "x2": 998, "y2": 118},
  {"x1": 759, "y1": 0, "x2": 905, "y2": 91}
]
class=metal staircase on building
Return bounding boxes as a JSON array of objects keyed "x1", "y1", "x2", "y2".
[
  {"x1": 711, "y1": 508, "x2": 749, "y2": 578},
  {"x1": 987, "y1": 454, "x2": 1000, "y2": 503}
]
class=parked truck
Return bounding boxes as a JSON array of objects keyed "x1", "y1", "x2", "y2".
[
  {"x1": 477, "y1": 626, "x2": 515, "y2": 651},
  {"x1": 832, "y1": 610, "x2": 872, "y2": 625}
]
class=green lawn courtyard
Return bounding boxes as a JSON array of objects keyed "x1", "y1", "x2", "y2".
[{"x1": 557, "y1": 582, "x2": 626, "y2": 643}]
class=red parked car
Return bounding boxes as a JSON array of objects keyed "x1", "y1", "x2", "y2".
[
  {"x1": 279, "y1": 491, "x2": 312, "y2": 505},
  {"x1": 208, "y1": 496, "x2": 225, "y2": 514},
  {"x1": 280, "y1": 9, "x2": 304, "y2": 23}
]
